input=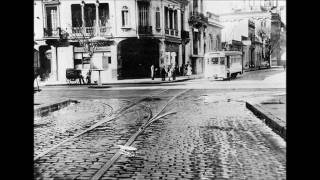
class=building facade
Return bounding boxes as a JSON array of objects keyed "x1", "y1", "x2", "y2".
[
  {"x1": 34, "y1": 0, "x2": 190, "y2": 84},
  {"x1": 205, "y1": 12, "x2": 223, "y2": 53},
  {"x1": 187, "y1": 0, "x2": 208, "y2": 75}
]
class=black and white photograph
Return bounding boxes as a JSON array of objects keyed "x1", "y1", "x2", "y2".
[{"x1": 34, "y1": 0, "x2": 286, "y2": 179}]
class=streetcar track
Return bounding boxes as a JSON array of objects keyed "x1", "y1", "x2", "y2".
[
  {"x1": 91, "y1": 89, "x2": 189, "y2": 180},
  {"x1": 34, "y1": 89, "x2": 169, "y2": 161}
]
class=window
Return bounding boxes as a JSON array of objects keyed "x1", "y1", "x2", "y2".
[
  {"x1": 84, "y1": 4, "x2": 96, "y2": 27},
  {"x1": 211, "y1": 58, "x2": 219, "y2": 64},
  {"x1": 220, "y1": 57, "x2": 225, "y2": 65},
  {"x1": 45, "y1": 6, "x2": 58, "y2": 36},
  {"x1": 156, "y1": 7, "x2": 160, "y2": 29},
  {"x1": 164, "y1": 7, "x2": 168, "y2": 28},
  {"x1": 169, "y1": 10, "x2": 173, "y2": 29},
  {"x1": 181, "y1": 11, "x2": 184, "y2": 30},
  {"x1": 71, "y1": 4, "x2": 82, "y2": 27},
  {"x1": 174, "y1": 10, "x2": 177, "y2": 30},
  {"x1": 99, "y1": 3, "x2": 109, "y2": 26},
  {"x1": 138, "y1": 2, "x2": 149, "y2": 26},
  {"x1": 122, "y1": 6, "x2": 129, "y2": 27}
]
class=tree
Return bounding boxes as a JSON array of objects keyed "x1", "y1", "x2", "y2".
[
  {"x1": 256, "y1": 27, "x2": 269, "y2": 62},
  {"x1": 61, "y1": 19, "x2": 112, "y2": 69},
  {"x1": 256, "y1": 26, "x2": 282, "y2": 67},
  {"x1": 59, "y1": 19, "x2": 113, "y2": 86}
]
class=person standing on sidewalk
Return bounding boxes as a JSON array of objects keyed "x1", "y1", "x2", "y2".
[
  {"x1": 168, "y1": 65, "x2": 172, "y2": 81},
  {"x1": 161, "y1": 65, "x2": 166, "y2": 81},
  {"x1": 172, "y1": 65, "x2": 176, "y2": 80},
  {"x1": 86, "y1": 70, "x2": 91, "y2": 84},
  {"x1": 79, "y1": 71, "x2": 85, "y2": 85},
  {"x1": 187, "y1": 64, "x2": 192, "y2": 78},
  {"x1": 150, "y1": 64, "x2": 155, "y2": 80}
]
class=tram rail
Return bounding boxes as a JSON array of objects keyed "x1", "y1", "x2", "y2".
[{"x1": 34, "y1": 89, "x2": 169, "y2": 161}]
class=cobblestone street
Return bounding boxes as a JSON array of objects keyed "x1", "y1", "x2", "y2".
[{"x1": 34, "y1": 87, "x2": 286, "y2": 179}]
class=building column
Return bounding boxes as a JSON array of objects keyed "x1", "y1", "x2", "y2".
[
  {"x1": 95, "y1": 2, "x2": 100, "y2": 36},
  {"x1": 200, "y1": 29, "x2": 203, "y2": 55},
  {"x1": 178, "y1": 44, "x2": 182, "y2": 67},
  {"x1": 167, "y1": 10, "x2": 170, "y2": 29},
  {"x1": 81, "y1": 3, "x2": 85, "y2": 33}
]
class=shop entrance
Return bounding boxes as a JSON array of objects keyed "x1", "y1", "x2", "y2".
[
  {"x1": 117, "y1": 38, "x2": 159, "y2": 79},
  {"x1": 38, "y1": 46, "x2": 52, "y2": 81}
]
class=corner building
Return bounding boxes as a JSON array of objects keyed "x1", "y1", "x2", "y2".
[{"x1": 34, "y1": 0, "x2": 189, "y2": 84}]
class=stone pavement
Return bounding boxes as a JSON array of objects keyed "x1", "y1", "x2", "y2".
[
  {"x1": 246, "y1": 94, "x2": 286, "y2": 140},
  {"x1": 34, "y1": 90, "x2": 286, "y2": 179}
]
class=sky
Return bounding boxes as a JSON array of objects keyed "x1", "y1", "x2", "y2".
[{"x1": 203, "y1": 0, "x2": 286, "y2": 24}]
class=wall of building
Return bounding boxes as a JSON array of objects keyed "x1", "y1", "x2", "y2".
[
  {"x1": 57, "y1": 46, "x2": 74, "y2": 83},
  {"x1": 34, "y1": 0, "x2": 44, "y2": 40},
  {"x1": 221, "y1": 19, "x2": 248, "y2": 42}
]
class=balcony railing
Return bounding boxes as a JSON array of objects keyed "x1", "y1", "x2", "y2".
[
  {"x1": 44, "y1": 27, "x2": 60, "y2": 38},
  {"x1": 138, "y1": 26, "x2": 152, "y2": 34},
  {"x1": 71, "y1": 26, "x2": 112, "y2": 37},
  {"x1": 165, "y1": 28, "x2": 179, "y2": 37},
  {"x1": 170, "y1": 29, "x2": 174, "y2": 36}
]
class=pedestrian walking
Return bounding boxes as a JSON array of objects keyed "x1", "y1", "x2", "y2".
[
  {"x1": 172, "y1": 65, "x2": 176, "y2": 80},
  {"x1": 79, "y1": 71, "x2": 85, "y2": 85},
  {"x1": 86, "y1": 70, "x2": 91, "y2": 84},
  {"x1": 161, "y1": 66, "x2": 166, "y2": 81},
  {"x1": 187, "y1": 64, "x2": 192, "y2": 77},
  {"x1": 184, "y1": 64, "x2": 188, "y2": 76},
  {"x1": 150, "y1": 64, "x2": 155, "y2": 80}
]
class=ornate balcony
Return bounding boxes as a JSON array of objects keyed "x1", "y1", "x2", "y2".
[
  {"x1": 71, "y1": 26, "x2": 112, "y2": 37},
  {"x1": 44, "y1": 27, "x2": 60, "y2": 38},
  {"x1": 165, "y1": 28, "x2": 179, "y2": 37},
  {"x1": 138, "y1": 26, "x2": 152, "y2": 34}
]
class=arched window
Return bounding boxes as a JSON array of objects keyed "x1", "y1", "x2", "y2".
[
  {"x1": 121, "y1": 6, "x2": 129, "y2": 27},
  {"x1": 156, "y1": 7, "x2": 160, "y2": 29}
]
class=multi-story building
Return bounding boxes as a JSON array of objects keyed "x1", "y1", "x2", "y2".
[
  {"x1": 34, "y1": 0, "x2": 189, "y2": 84},
  {"x1": 187, "y1": 0, "x2": 208, "y2": 74},
  {"x1": 204, "y1": 12, "x2": 223, "y2": 54},
  {"x1": 206, "y1": 0, "x2": 284, "y2": 69}
]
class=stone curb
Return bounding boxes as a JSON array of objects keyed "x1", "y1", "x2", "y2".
[
  {"x1": 44, "y1": 76, "x2": 200, "y2": 87},
  {"x1": 246, "y1": 101, "x2": 286, "y2": 141},
  {"x1": 34, "y1": 99, "x2": 79, "y2": 117}
]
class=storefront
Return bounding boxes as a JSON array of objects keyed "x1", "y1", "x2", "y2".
[
  {"x1": 164, "y1": 41, "x2": 179, "y2": 67},
  {"x1": 73, "y1": 46, "x2": 114, "y2": 83},
  {"x1": 117, "y1": 38, "x2": 160, "y2": 79}
]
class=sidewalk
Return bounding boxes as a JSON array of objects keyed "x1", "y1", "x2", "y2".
[
  {"x1": 246, "y1": 94, "x2": 286, "y2": 140},
  {"x1": 38, "y1": 74, "x2": 203, "y2": 87}
]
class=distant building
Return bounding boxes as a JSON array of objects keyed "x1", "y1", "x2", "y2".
[{"x1": 205, "y1": 12, "x2": 223, "y2": 53}]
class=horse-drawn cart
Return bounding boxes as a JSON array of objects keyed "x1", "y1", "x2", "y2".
[{"x1": 66, "y1": 68, "x2": 84, "y2": 85}]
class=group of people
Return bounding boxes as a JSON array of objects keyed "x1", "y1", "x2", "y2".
[{"x1": 150, "y1": 63, "x2": 192, "y2": 81}]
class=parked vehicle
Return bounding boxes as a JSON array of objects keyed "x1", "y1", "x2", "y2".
[{"x1": 204, "y1": 51, "x2": 243, "y2": 80}]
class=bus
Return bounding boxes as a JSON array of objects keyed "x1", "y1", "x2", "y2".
[{"x1": 204, "y1": 51, "x2": 243, "y2": 80}]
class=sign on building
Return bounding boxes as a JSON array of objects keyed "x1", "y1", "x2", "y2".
[{"x1": 102, "y1": 55, "x2": 109, "y2": 70}]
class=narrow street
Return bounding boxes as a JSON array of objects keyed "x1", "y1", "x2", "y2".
[{"x1": 34, "y1": 69, "x2": 286, "y2": 179}]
